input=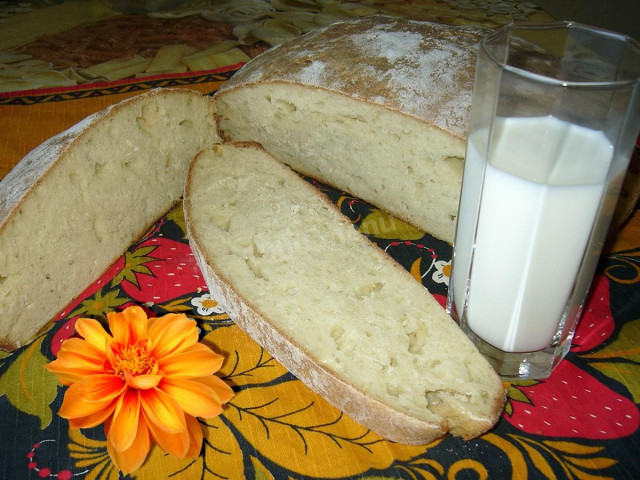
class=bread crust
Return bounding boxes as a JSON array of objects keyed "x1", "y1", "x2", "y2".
[{"x1": 184, "y1": 143, "x2": 505, "y2": 444}]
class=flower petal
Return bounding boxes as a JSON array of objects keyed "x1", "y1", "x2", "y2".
[
  {"x1": 43, "y1": 365, "x2": 80, "y2": 386},
  {"x1": 194, "y1": 375, "x2": 235, "y2": 405},
  {"x1": 139, "y1": 388, "x2": 186, "y2": 434},
  {"x1": 75, "y1": 374, "x2": 126, "y2": 403},
  {"x1": 143, "y1": 409, "x2": 190, "y2": 458},
  {"x1": 45, "y1": 358, "x2": 102, "y2": 386},
  {"x1": 122, "y1": 306, "x2": 148, "y2": 344},
  {"x1": 159, "y1": 377, "x2": 225, "y2": 419},
  {"x1": 185, "y1": 414, "x2": 204, "y2": 459},
  {"x1": 56, "y1": 337, "x2": 104, "y2": 366},
  {"x1": 67, "y1": 397, "x2": 118, "y2": 429},
  {"x1": 158, "y1": 343, "x2": 224, "y2": 378},
  {"x1": 148, "y1": 313, "x2": 199, "y2": 358},
  {"x1": 75, "y1": 318, "x2": 112, "y2": 353},
  {"x1": 59, "y1": 382, "x2": 119, "y2": 420},
  {"x1": 110, "y1": 388, "x2": 140, "y2": 452},
  {"x1": 107, "y1": 311, "x2": 130, "y2": 346},
  {"x1": 104, "y1": 415, "x2": 112, "y2": 437},
  {"x1": 124, "y1": 372, "x2": 162, "y2": 390},
  {"x1": 107, "y1": 413, "x2": 150, "y2": 475},
  {"x1": 45, "y1": 338, "x2": 106, "y2": 385}
]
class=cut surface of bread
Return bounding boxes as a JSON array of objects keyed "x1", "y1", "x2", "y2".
[
  {"x1": 184, "y1": 143, "x2": 505, "y2": 444},
  {"x1": 214, "y1": 17, "x2": 486, "y2": 243},
  {"x1": 0, "y1": 88, "x2": 219, "y2": 351}
]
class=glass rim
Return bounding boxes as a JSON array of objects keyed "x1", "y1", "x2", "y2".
[{"x1": 480, "y1": 21, "x2": 640, "y2": 88}]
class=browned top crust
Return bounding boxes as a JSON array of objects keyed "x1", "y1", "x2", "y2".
[{"x1": 218, "y1": 16, "x2": 487, "y2": 139}]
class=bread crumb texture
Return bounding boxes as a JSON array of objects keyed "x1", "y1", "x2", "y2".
[
  {"x1": 185, "y1": 143, "x2": 505, "y2": 443},
  {"x1": 0, "y1": 89, "x2": 218, "y2": 350},
  {"x1": 215, "y1": 17, "x2": 485, "y2": 242}
]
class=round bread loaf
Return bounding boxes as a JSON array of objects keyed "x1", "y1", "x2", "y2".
[
  {"x1": 0, "y1": 88, "x2": 218, "y2": 351},
  {"x1": 214, "y1": 16, "x2": 486, "y2": 243}
]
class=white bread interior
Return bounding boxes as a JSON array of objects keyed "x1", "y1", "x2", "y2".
[
  {"x1": 184, "y1": 142, "x2": 505, "y2": 445},
  {"x1": 0, "y1": 88, "x2": 219, "y2": 351},
  {"x1": 214, "y1": 17, "x2": 486, "y2": 243}
]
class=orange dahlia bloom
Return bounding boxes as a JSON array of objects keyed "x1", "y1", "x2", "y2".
[{"x1": 45, "y1": 306, "x2": 234, "y2": 474}]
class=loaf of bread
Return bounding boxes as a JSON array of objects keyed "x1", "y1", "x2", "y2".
[
  {"x1": 0, "y1": 88, "x2": 219, "y2": 351},
  {"x1": 184, "y1": 142, "x2": 505, "y2": 444},
  {"x1": 214, "y1": 17, "x2": 486, "y2": 243}
]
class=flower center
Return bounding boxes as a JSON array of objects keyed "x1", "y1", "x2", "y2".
[
  {"x1": 112, "y1": 343, "x2": 156, "y2": 378},
  {"x1": 442, "y1": 263, "x2": 451, "y2": 277},
  {"x1": 202, "y1": 299, "x2": 218, "y2": 308}
]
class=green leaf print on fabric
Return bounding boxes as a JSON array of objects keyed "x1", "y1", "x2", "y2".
[{"x1": 0, "y1": 336, "x2": 59, "y2": 429}]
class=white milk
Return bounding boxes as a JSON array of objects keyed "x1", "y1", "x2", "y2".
[{"x1": 452, "y1": 116, "x2": 613, "y2": 352}]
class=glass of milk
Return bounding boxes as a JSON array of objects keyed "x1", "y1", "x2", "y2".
[{"x1": 446, "y1": 22, "x2": 640, "y2": 379}]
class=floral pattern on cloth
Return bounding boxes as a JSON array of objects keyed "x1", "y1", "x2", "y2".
[{"x1": 0, "y1": 179, "x2": 639, "y2": 480}]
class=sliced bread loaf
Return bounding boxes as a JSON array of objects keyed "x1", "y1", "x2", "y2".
[
  {"x1": 0, "y1": 88, "x2": 219, "y2": 351},
  {"x1": 214, "y1": 17, "x2": 486, "y2": 243},
  {"x1": 184, "y1": 142, "x2": 505, "y2": 444}
]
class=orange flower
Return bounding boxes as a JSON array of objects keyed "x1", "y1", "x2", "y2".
[{"x1": 45, "y1": 306, "x2": 234, "y2": 474}]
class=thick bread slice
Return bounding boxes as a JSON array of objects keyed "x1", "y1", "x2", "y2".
[
  {"x1": 214, "y1": 17, "x2": 486, "y2": 243},
  {"x1": 184, "y1": 143, "x2": 505, "y2": 444},
  {"x1": 0, "y1": 88, "x2": 219, "y2": 351}
]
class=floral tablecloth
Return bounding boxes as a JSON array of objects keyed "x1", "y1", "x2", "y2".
[{"x1": 1, "y1": 1, "x2": 640, "y2": 479}]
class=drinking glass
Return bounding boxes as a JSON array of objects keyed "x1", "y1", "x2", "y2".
[{"x1": 446, "y1": 22, "x2": 640, "y2": 379}]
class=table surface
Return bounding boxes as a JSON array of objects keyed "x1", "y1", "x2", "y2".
[{"x1": 1, "y1": 1, "x2": 639, "y2": 479}]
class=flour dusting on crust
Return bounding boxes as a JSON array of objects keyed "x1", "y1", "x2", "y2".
[{"x1": 220, "y1": 17, "x2": 487, "y2": 138}]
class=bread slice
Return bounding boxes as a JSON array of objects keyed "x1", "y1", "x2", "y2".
[
  {"x1": 0, "y1": 88, "x2": 219, "y2": 351},
  {"x1": 214, "y1": 17, "x2": 486, "y2": 243},
  {"x1": 184, "y1": 142, "x2": 505, "y2": 444}
]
